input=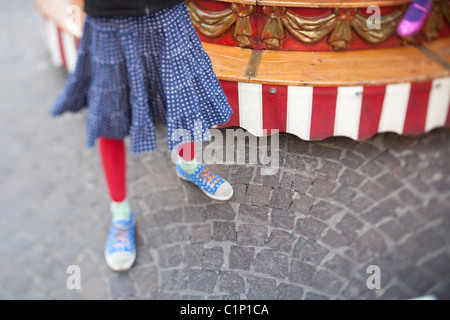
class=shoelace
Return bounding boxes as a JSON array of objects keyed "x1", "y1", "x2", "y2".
[
  {"x1": 111, "y1": 224, "x2": 132, "y2": 250},
  {"x1": 197, "y1": 167, "x2": 221, "y2": 187}
]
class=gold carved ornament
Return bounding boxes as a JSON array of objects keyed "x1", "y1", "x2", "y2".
[
  {"x1": 187, "y1": 1, "x2": 449, "y2": 50},
  {"x1": 263, "y1": 7, "x2": 404, "y2": 50},
  {"x1": 231, "y1": 4, "x2": 254, "y2": 48},
  {"x1": 187, "y1": 1, "x2": 254, "y2": 47}
]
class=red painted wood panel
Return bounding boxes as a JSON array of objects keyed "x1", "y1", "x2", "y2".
[
  {"x1": 310, "y1": 87, "x2": 337, "y2": 139},
  {"x1": 262, "y1": 84, "x2": 288, "y2": 132},
  {"x1": 403, "y1": 81, "x2": 432, "y2": 135},
  {"x1": 358, "y1": 86, "x2": 385, "y2": 139},
  {"x1": 220, "y1": 80, "x2": 240, "y2": 127}
]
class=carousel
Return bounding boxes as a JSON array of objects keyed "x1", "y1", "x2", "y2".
[{"x1": 34, "y1": 0, "x2": 450, "y2": 142}]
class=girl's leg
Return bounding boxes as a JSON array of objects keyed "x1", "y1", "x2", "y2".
[
  {"x1": 177, "y1": 141, "x2": 195, "y2": 162},
  {"x1": 99, "y1": 138, "x2": 127, "y2": 203},
  {"x1": 397, "y1": 0, "x2": 432, "y2": 37},
  {"x1": 98, "y1": 137, "x2": 136, "y2": 272},
  {"x1": 177, "y1": 142, "x2": 198, "y2": 174},
  {"x1": 176, "y1": 142, "x2": 233, "y2": 201}
]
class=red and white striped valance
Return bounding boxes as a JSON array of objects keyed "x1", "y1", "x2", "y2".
[{"x1": 220, "y1": 80, "x2": 450, "y2": 140}]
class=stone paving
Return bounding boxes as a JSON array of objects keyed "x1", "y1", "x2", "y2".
[{"x1": 1, "y1": 0, "x2": 450, "y2": 300}]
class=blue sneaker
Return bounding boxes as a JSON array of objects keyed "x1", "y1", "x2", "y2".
[
  {"x1": 176, "y1": 160, "x2": 234, "y2": 201},
  {"x1": 104, "y1": 212, "x2": 136, "y2": 272}
]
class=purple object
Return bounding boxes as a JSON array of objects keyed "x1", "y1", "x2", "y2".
[{"x1": 397, "y1": 0, "x2": 432, "y2": 37}]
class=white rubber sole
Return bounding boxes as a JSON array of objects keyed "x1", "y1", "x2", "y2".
[{"x1": 104, "y1": 250, "x2": 136, "y2": 272}]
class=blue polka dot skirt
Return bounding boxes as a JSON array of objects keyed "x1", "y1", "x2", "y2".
[{"x1": 51, "y1": 2, "x2": 233, "y2": 154}]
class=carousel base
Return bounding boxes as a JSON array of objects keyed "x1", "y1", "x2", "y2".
[
  {"x1": 208, "y1": 40, "x2": 450, "y2": 140},
  {"x1": 34, "y1": 0, "x2": 450, "y2": 142}
]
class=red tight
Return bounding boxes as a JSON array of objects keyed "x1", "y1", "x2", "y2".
[
  {"x1": 99, "y1": 138, "x2": 194, "y2": 202},
  {"x1": 177, "y1": 141, "x2": 195, "y2": 162},
  {"x1": 99, "y1": 138, "x2": 127, "y2": 202}
]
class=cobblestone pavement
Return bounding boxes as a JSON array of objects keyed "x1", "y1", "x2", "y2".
[{"x1": 1, "y1": 1, "x2": 450, "y2": 300}]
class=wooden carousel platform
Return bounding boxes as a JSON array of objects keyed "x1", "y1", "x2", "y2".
[{"x1": 34, "y1": 0, "x2": 450, "y2": 141}]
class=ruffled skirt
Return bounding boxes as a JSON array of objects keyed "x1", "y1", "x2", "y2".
[{"x1": 52, "y1": 2, "x2": 232, "y2": 154}]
